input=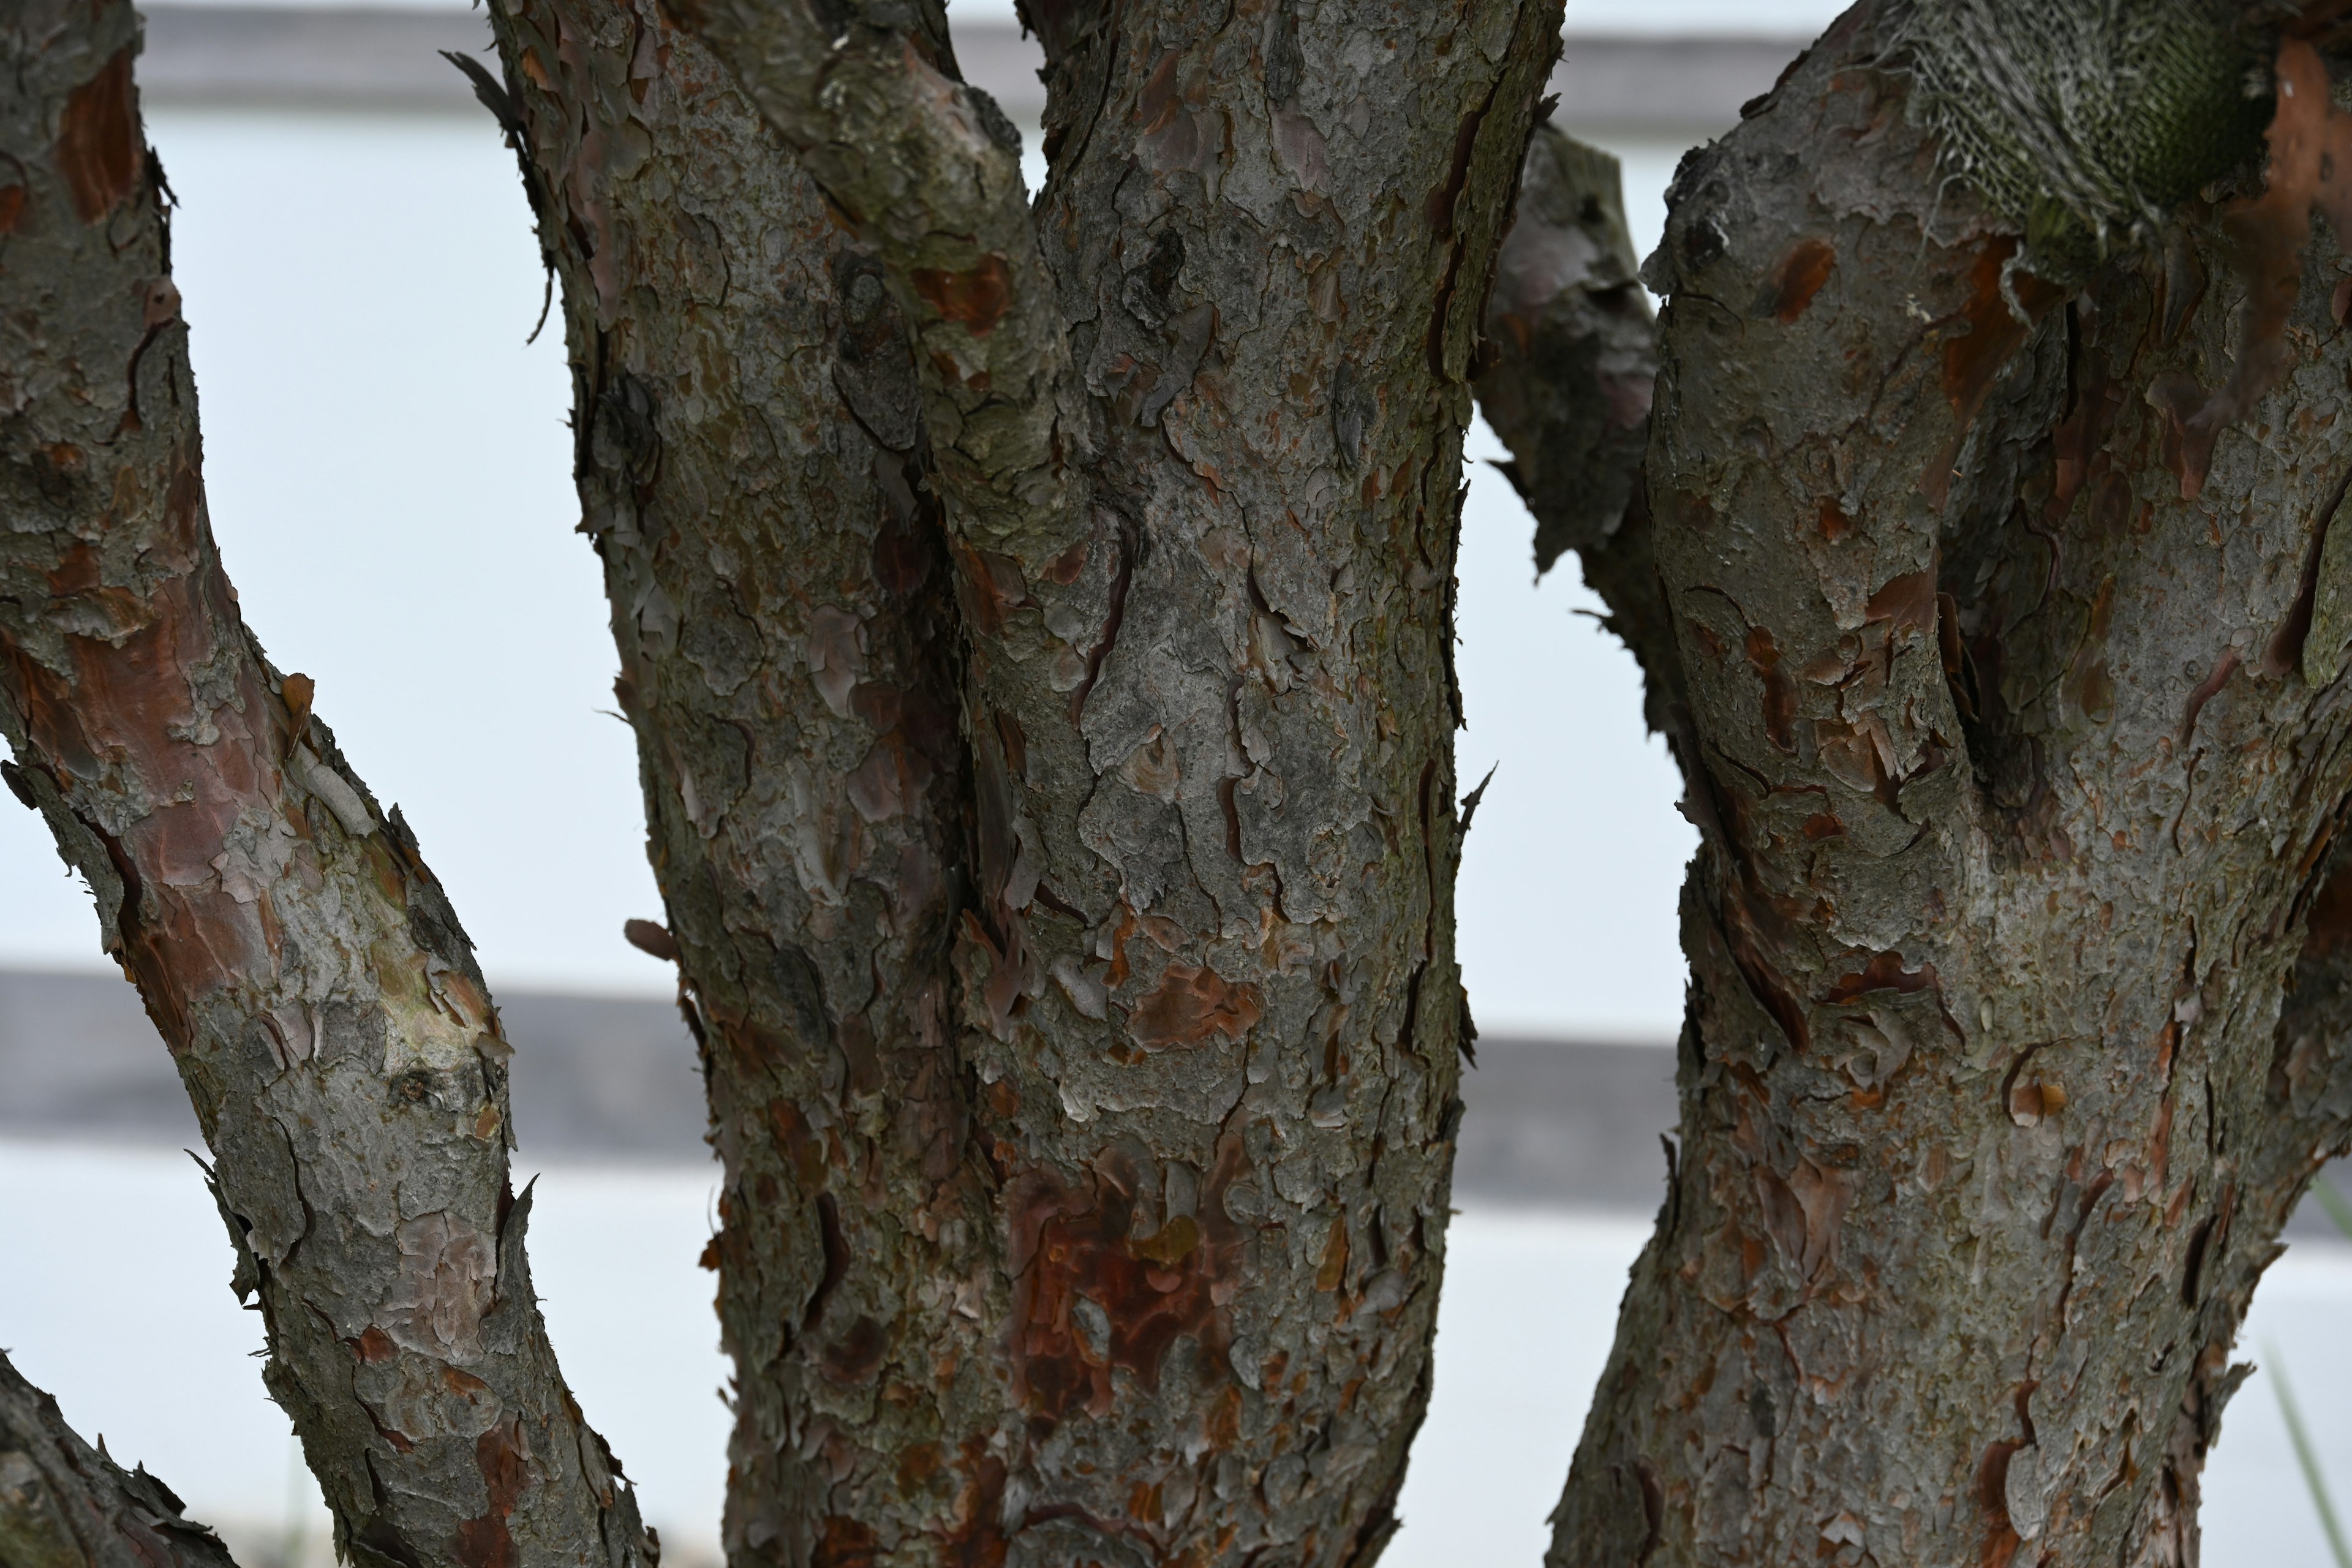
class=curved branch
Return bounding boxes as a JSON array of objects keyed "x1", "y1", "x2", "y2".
[
  {"x1": 0, "y1": 1352, "x2": 241, "y2": 1568},
  {"x1": 0, "y1": 10, "x2": 650, "y2": 1568}
]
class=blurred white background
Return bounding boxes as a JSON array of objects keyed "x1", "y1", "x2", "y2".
[{"x1": 8, "y1": 6, "x2": 2350, "y2": 1567}]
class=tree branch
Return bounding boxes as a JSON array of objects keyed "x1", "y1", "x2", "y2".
[
  {"x1": 1475, "y1": 124, "x2": 1684, "y2": 743},
  {"x1": 473, "y1": 1, "x2": 990, "y2": 1557},
  {"x1": 664, "y1": 0, "x2": 1085, "y2": 559},
  {"x1": 0, "y1": 9, "x2": 650, "y2": 1568},
  {"x1": 1547, "y1": 9, "x2": 2352, "y2": 1560},
  {"x1": 0, "y1": 1352, "x2": 241, "y2": 1568},
  {"x1": 483, "y1": 0, "x2": 1573, "y2": 1560}
]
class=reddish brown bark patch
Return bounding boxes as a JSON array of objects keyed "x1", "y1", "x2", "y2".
[
  {"x1": 622, "y1": 917, "x2": 677, "y2": 960},
  {"x1": 1819, "y1": 949, "x2": 1939, "y2": 1004},
  {"x1": 58, "y1": 47, "x2": 138, "y2": 224},
  {"x1": 454, "y1": 1417, "x2": 532, "y2": 1568},
  {"x1": 1976, "y1": 1438, "x2": 2024, "y2": 1568},
  {"x1": 938, "y1": 1447, "x2": 1009, "y2": 1568},
  {"x1": 1005, "y1": 1139, "x2": 1243, "y2": 1422},
  {"x1": 1126, "y1": 961, "x2": 1262, "y2": 1049},
  {"x1": 1754, "y1": 237, "x2": 1835, "y2": 323},
  {"x1": 911, "y1": 255, "x2": 1012, "y2": 334},
  {"x1": 815, "y1": 1515, "x2": 878, "y2": 1568},
  {"x1": 1864, "y1": 569, "x2": 1937, "y2": 639}
]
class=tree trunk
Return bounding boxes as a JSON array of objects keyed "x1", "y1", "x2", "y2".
[
  {"x1": 473, "y1": 0, "x2": 1562, "y2": 1561},
  {"x1": 0, "y1": 1351, "x2": 242, "y2": 1568},
  {"x1": 1528, "y1": 7, "x2": 2352, "y2": 1564},
  {"x1": 0, "y1": 10, "x2": 649, "y2": 1568}
]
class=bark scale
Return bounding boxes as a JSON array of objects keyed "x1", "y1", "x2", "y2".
[
  {"x1": 0, "y1": 11, "x2": 649, "y2": 1568},
  {"x1": 475, "y1": 0, "x2": 1567, "y2": 1561},
  {"x1": 1534, "y1": 8, "x2": 2352, "y2": 1564}
]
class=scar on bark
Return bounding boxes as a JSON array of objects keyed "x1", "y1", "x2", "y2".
[{"x1": 1005, "y1": 1137, "x2": 1246, "y2": 1422}]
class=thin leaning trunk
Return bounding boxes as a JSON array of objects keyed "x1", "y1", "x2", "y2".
[
  {"x1": 0, "y1": 10, "x2": 647, "y2": 1568},
  {"x1": 473, "y1": 0, "x2": 1567, "y2": 1559},
  {"x1": 1535, "y1": 7, "x2": 2352, "y2": 1563}
]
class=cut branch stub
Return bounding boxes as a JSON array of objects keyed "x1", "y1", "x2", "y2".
[
  {"x1": 0, "y1": 9, "x2": 649, "y2": 1568},
  {"x1": 1474, "y1": 123, "x2": 1684, "y2": 744}
]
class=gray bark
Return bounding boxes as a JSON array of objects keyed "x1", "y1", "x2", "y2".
[
  {"x1": 0, "y1": 10, "x2": 650, "y2": 1568},
  {"x1": 0, "y1": 1352, "x2": 240, "y2": 1568},
  {"x1": 1525, "y1": 7, "x2": 2352, "y2": 1564},
  {"x1": 473, "y1": 0, "x2": 1566, "y2": 1560}
]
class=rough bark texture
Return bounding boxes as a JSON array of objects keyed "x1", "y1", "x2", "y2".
[
  {"x1": 470, "y1": 7, "x2": 983, "y2": 1564},
  {"x1": 0, "y1": 1353, "x2": 239, "y2": 1568},
  {"x1": 1542, "y1": 8, "x2": 2352, "y2": 1564},
  {"x1": 475, "y1": 0, "x2": 1564, "y2": 1561},
  {"x1": 0, "y1": 11, "x2": 650, "y2": 1568}
]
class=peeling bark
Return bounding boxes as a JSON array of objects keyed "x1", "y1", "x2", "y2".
[
  {"x1": 0, "y1": 1352, "x2": 239, "y2": 1568},
  {"x1": 472, "y1": 6, "x2": 985, "y2": 1562},
  {"x1": 0, "y1": 10, "x2": 650, "y2": 1568},
  {"x1": 481, "y1": 0, "x2": 1566, "y2": 1560},
  {"x1": 1545, "y1": 8, "x2": 2352, "y2": 1564}
]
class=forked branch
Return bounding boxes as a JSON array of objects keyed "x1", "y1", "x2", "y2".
[{"x1": 665, "y1": 0, "x2": 1084, "y2": 556}]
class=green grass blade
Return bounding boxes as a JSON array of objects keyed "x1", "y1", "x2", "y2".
[
  {"x1": 2269, "y1": 1340, "x2": 2352, "y2": 1568},
  {"x1": 2314, "y1": 1175, "x2": 2352, "y2": 1244}
]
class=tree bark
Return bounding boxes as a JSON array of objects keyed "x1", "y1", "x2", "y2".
[
  {"x1": 0, "y1": 11, "x2": 650, "y2": 1568},
  {"x1": 0, "y1": 1352, "x2": 241, "y2": 1568},
  {"x1": 469, "y1": 7, "x2": 983, "y2": 1563},
  {"x1": 1539, "y1": 8, "x2": 2352, "y2": 1564},
  {"x1": 475, "y1": 0, "x2": 1565, "y2": 1560}
]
